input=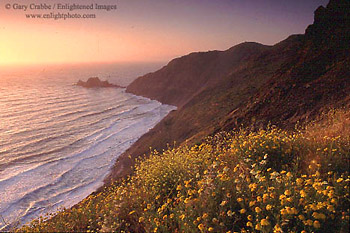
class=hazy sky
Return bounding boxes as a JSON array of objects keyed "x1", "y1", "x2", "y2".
[{"x1": 0, "y1": 0, "x2": 328, "y2": 65}]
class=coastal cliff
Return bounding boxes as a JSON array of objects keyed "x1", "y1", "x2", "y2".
[
  {"x1": 107, "y1": 35, "x2": 301, "y2": 180},
  {"x1": 126, "y1": 42, "x2": 269, "y2": 107},
  {"x1": 107, "y1": 0, "x2": 350, "y2": 182}
]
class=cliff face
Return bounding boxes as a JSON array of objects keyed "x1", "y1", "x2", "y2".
[{"x1": 107, "y1": 0, "x2": 350, "y2": 182}]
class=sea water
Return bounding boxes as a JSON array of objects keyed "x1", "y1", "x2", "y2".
[{"x1": 0, "y1": 63, "x2": 175, "y2": 229}]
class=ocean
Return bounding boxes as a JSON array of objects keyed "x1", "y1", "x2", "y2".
[{"x1": 0, "y1": 63, "x2": 175, "y2": 230}]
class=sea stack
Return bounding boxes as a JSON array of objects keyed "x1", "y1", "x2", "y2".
[{"x1": 76, "y1": 77, "x2": 123, "y2": 88}]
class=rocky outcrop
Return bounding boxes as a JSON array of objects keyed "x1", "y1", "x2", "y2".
[
  {"x1": 220, "y1": 0, "x2": 350, "y2": 131},
  {"x1": 76, "y1": 77, "x2": 123, "y2": 88}
]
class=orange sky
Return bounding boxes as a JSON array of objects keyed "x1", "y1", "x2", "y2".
[
  {"x1": 0, "y1": 16, "x2": 187, "y2": 65},
  {"x1": 0, "y1": 0, "x2": 328, "y2": 66}
]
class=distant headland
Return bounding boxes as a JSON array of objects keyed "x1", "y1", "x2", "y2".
[{"x1": 76, "y1": 77, "x2": 124, "y2": 88}]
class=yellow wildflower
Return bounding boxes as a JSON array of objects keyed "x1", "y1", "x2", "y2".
[
  {"x1": 306, "y1": 219, "x2": 313, "y2": 226},
  {"x1": 327, "y1": 205, "x2": 334, "y2": 212},
  {"x1": 198, "y1": 223, "x2": 205, "y2": 231},
  {"x1": 273, "y1": 224, "x2": 282, "y2": 232},
  {"x1": 280, "y1": 209, "x2": 287, "y2": 215},
  {"x1": 291, "y1": 207, "x2": 298, "y2": 214},
  {"x1": 313, "y1": 212, "x2": 326, "y2": 220},
  {"x1": 296, "y1": 178, "x2": 303, "y2": 185},
  {"x1": 240, "y1": 209, "x2": 246, "y2": 214},
  {"x1": 255, "y1": 224, "x2": 261, "y2": 231},
  {"x1": 249, "y1": 201, "x2": 256, "y2": 207},
  {"x1": 129, "y1": 210, "x2": 136, "y2": 215},
  {"x1": 263, "y1": 193, "x2": 269, "y2": 200},
  {"x1": 227, "y1": 210, "x2": 234, "y2": 217},
  {"x1": 220, "y1": 200, "x2": 227, "y2": 206},
  {"x1": 261, "y1": 219, "x2": 270, "y2": 226},
  {"x1": 313, "y1": 220, "x2": 321, "y2": 229},
  {"x1": 284, "y1": 189, "x2": 291, "y2": 196}
]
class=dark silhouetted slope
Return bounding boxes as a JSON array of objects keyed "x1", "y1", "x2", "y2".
[
  {"x1": 220, "y1": 0, "x2": 350, "y2": 131},
  {"x1": 126, "y1": 42, "x2": 269, "y2": 107}
]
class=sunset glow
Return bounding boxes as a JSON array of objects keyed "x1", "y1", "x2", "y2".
[{"x1": 0, "y1": 0, "x2": 328, "y2": 65}]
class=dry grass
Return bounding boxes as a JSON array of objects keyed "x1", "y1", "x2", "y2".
[
  {"x1": 301, "y1": 109, "x2": 350, "y2": 174},
  {"x1": 16, "y1": 110, "x2": 350, "y2": 233},
  {"x1": 304, "y1": 109, "x2": 350, "y2": 143}
]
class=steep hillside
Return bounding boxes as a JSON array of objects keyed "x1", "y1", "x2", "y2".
[
  {"x1": 108, "y1": 36, "x2": 303, "y2": 181},
  {"x1": 20, "y1": 110, "x2": 350, "y2": 232},
  {"x1": 108, "y1": 0, "x2": 349, "y2": 182},
  {"x1": 220, "y1": 0, "x2": 350, "y2": 131},
  {"x1": 126, "y1": 42, "x2": 269, "y2": 107}
]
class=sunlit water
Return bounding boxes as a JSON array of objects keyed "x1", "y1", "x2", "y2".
[{"x1": 0, "y1": 63, "x2": 175, "y2": 229}]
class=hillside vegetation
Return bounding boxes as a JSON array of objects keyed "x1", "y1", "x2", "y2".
[
  {"x1": 108, "y1": 0, "x2": 350, "y2": 182},
  {"x1": 18, "y1": 110, "x2": 350, "y2": 232}
]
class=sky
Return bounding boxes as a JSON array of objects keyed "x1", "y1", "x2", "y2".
[{"x1": 0, "y1": 0, "x2": 329, "y2": 65}]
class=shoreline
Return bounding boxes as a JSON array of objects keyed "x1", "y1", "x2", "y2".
[
  {"x1": 102, "y1": 99, "x2": 177, "y2": 186},
  {"x1": 0, "y1": 91, "x2": 175, "y2": 230}
]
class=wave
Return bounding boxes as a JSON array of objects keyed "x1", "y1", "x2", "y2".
[
  {"x1": 0, "y1": 65, "x2": 174, "y2": 230},
  {"x1": 0, "y1": 102, "x2": 162, "y2": 173},
  {"x1": 0, "y1": 102, "x2": 139, "y2": 158},
  {"x1": 0, "y1": 86, "x2": 125, "y2": 121},
  {"x1": 0, "y1": 101, "x2": 174, "y2": 230}
]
